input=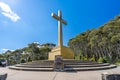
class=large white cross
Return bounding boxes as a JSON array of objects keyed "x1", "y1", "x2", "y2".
[{"x1": 51, "y1": 10, "x2": 67, "y2": 46}]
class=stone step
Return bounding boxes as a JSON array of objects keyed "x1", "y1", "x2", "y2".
[
  {"x1": 64, "y1": 65, "x2": 117, "y2": 71},
  {"x1": 21, "y1": 61, "x2": 53, "y2": 65},
  {"x1": 21, "y1": 63, "x2": 53, "y2": 65},
  {"x1": 9, "y1": 64, "x2": 117, "y2": 71},
  {"x1": 64, "y1": 62, "x2": 107, "y2": 65},
  {"x1": 9, "y1": 66, "x2": 53, "y2": 71},
  {"x1": 21, "y1": 62, "x2": 107, "y2": 67},
  {"x1": 22, "y1": 60, "x2": 104, "y2": 66},
  {"x1": 65, "y1": 63, "x2": 110, "y2": 68},
  {"x1": 17, "y1": 64, "x2": 53, "y2": 66},
  {"x1": 18, "y1": 62, "x2": 108, "y2": 67},
  {"x1": 24, "y1": 60, "x2": 100, "y2": 65},
  {"x1": 16, "y1": 63, "x2": 109, "y2": 68},
  {"x1": 63, "y1": 60, "x2": 98, "y2": 63},
  {"x1": 15, "y1": 64, "x2": 53, "y2": 68}
]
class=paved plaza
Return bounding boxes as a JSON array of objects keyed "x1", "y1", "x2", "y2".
[{"x1": 0, "y1": 66, "x2": 120, "y2": 80}]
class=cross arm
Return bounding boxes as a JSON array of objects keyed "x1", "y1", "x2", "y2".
[
  {"x1": 51, "y1": 13, "x2": 59, "y2": 20},
  {"x1": 51, "y1": 12, "x2": 67, "y2": 25},
  {"x1": 62, "y1": 20, "x2": 67, "y2": 25}
]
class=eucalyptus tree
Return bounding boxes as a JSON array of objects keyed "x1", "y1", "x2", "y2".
[
  {"x1": 68, "y1": 15, "x2": 120, "y2": 63},
  {"x1": 27, "y1": 42, "x2": 41, "y2": 60}
]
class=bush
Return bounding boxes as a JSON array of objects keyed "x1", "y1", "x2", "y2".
[
  {"x1": 103, "y1": 57, "x2": 109, "y2": 63},
  {"x1": 28, "y1": 57, "x2": 32, "y2": 62},
  {"x1": 115, "y1": 59, "x2": 120, "y2": 65},
  {"x1": 74, "y1": 56, "x2": 80, "y2": 60},
  {"x1": 83, "y1": 57, "x2": 88, "y2": 61},
  {"x1": 21, "y1": 59, "x2": 26, "y2": 63},
  {"x1": 40, "y1": 56, "x2": 45, "y2": 60},
  {"x1": 10, "y1": 59, "x2": 16, "y2": 65},
  {"x1": 17, "y1": 61, "x2": 21, "y2": 64},
  {"x1": 90, "y1": 55, "x2": 95, "y2": 61},
  {"x1": 98, "y1": 57, "x2": 104, "y2": 63},
  {"x1": 98, "y1": 57, "x2": 109, "y2": 63}
]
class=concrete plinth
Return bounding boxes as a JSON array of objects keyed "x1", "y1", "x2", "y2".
[{"x1": 48, "y1": 46, "x2": 74, "y2": 60}]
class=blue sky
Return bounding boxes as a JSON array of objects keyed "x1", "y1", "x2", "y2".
[{"x1": 0, "y1": 0, "x2": 120, "y2": 53}]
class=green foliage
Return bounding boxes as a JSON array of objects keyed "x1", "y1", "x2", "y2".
[
  {"x1": 115, "y1": 59, "x2": 120, "y2": 65},
  {"x1": 28, "y1": 56, "x2": 32, "y2": 62},
  {"x1": 0, "y1": 42, "x2": 55, "y2": 65},
  {"x1": 74, "y1": 50, "x2": 84, "y2": 60},
  {"x1": 83, "y1": 57, "x2": 88, "y2": 61},
  {"x1": 0, "y1": 54, "x2": 4, "y2": 59},
  {"x1": 74, "y1": 56, "x2": 80, "y2": 60},
  {"x1": 103, "y1": 56, "x2": 111, "y2": 63},
  {"x1": 40, "y1": 56, "x2": 45, "y2": 60},
  {"x1": 79, "y1": 50, "x2": 84, "y2": 60},
  {"x1": 21, "y1": 58, "x2": 26, "y2": 63},
  {"x1": 17, "y1": 61, "x2": 21, "y2": 64},
  {"x1": 10, "y1": 59, "x2": 16, "y2": 65},
  {"x1": 90, "y1": 55, "x2": 95, "y2": 61},
  {"x1": 98, "y1": 57, "x2": 104, "y2": 63}
]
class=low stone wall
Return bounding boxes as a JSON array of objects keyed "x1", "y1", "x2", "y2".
[{"x1": 0, "y1": 73, "x2": 7, "y2": 80}]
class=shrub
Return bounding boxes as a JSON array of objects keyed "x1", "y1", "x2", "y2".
[
  {"x1": 98, "y1": 57, "x2": 109, "y2": 63},
  {"x1": 28, "y1": 57, "x2": 32, "y2": 62},
  {"x1": 40, "y1": 56, "x2": 45, "y2": 60},
  {"x1": 115, "y1": 59, "x2": 120, "y2": 65},
  {"x1": 90, "y1": 55, "x2": 95, "y2": 61},
  {"x1": 98, "y1": 57, "x2": 104, "y2": 63},
  {"x1": 21, "y1": 59, "x2": 26, "y2": 63},
  {"x1": 74, "y1": 56, "x2": 80, "y2": 60},
  {"x1": 83, "y1": 57, "x2": 88, "y2": 61}
]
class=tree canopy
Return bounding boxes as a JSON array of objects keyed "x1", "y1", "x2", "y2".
[
  {"x1": 0, "y1": 42, "x2": 56, "y2": 65},
  {"x1": 68, "y1": 15, "x2": 120, "y2": 63}
]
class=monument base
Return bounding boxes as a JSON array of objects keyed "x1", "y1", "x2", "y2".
[{"x1": 48, "y1": 46, "x2": 74, "y2": 60}]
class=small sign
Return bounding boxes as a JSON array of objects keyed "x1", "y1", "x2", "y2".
[{"x1": 54, "y1": 55, "x2": 64, "y2": 71}]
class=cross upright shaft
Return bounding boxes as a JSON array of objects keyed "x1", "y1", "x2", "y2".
[{"x1": 51, "y1": 10, "x2": 67, "y2": 46}]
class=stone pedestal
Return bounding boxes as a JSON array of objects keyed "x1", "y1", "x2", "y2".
[{"x1": 48, "y1": 46, "x2": 74, "y2": 60}]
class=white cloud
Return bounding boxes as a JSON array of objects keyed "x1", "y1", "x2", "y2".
[
  {"x1": 2, "y1": 49, "x2": 9, "y2": 51},
  {"x1": 0, "y1": 2, "x2": 20, "y2": 22},
  {"x1": 1, "y1": 48, "x2": 14, "y2": 52}
]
